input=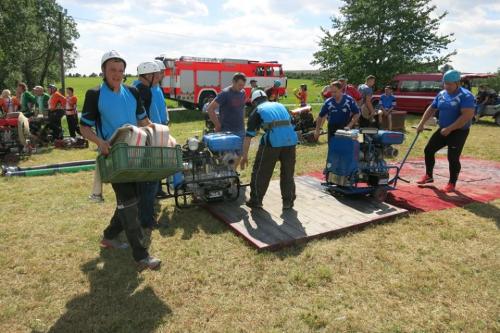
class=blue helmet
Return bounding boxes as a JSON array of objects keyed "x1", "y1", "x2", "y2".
[
  {"x1": 443, "y1": 70, "x2": 461, "y2": 83},
  {"x1": 274, "y1": 80, "x2": 281, "y2": 87}
]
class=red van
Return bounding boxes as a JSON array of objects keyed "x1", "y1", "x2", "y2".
[
  {"x1": 373, "y1": 73, "x2": 442, "y2": 113},
  {"x1": 373, "y1": 72, "x2": 495, "y2": 113}
]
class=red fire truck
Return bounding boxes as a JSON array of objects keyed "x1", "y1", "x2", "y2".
[{"x1": 155, "y1": 56, "x2": 287, "y2": 109}]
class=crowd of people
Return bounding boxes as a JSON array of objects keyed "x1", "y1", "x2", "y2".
[
  {"x1": 4, "y1": 47, "x2": 483, "y2": 272},
  {"x1": 0, "y1": 82, "x2": 80, "y2": 142}
]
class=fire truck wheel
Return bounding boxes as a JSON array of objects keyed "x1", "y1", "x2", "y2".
[{"x1": 199, "y1": 91, "x2": 217, "y2": 111}]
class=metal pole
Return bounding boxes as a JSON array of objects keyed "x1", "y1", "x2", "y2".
[{"x1": 58, "y1": 11, "x2": 65, "y2": 93}]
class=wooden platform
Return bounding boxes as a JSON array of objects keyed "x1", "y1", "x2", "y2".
[{"x1": 205, "y1": 176, "x2": 407, "y2": 250}]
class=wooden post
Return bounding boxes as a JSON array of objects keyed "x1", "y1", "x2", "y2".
[{"x1": 58, "y1": 10, "x2": 65, "y2": 94}]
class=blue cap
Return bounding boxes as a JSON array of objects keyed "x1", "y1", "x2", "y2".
[
  {"x1": 274, "y1": 80, "x2": 281, "y2": 87},
  {"x1": 443, "y1": 70, "x2": 461, "y2": 83}
]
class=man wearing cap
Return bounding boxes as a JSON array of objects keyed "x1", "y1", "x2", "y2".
[
  {"x1": 265, "y1": 80, "x2": 282, "y2": 102},
  {"x1": 416, "y1": 69, "x2": 475, "y2": 193},
  {"x1": 80, "y1": 50, "x2": 161, "y2": 271},
  {"x1": 240, "y1": 90, "x2": 298, "y2": 209},
  {"x1": 47, "y1": 84, "x2": 66, "y2": 140}
]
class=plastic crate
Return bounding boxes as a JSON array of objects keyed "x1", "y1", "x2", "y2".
[{"x1": 97, "y1": 143, "x2": 182, "y2": 183}]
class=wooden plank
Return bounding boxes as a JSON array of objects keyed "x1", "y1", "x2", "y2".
[{"x1": 205, "y1": 176, "x2": 408, "y2": 249}]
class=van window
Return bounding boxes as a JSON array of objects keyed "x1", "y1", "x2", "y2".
[
  {"x1": 400, "y1": 80, "x2": 420, "y2": 92},
  {"x1": 419, "y1": 80, "x2": 442, "y2": 92}
]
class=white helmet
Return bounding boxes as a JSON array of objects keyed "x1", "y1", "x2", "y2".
[
  {"x1": 137, "y1": 61, "x2": 160, "y2": 75},
  {"x1": 101, "y1": 50, "x2": 126, "y2": 68},
  {"x1": 154, "y1": 60, "x2": 166, "y2": 71},
  {"x1": 251, "y1": 89, "x2": 267, "y2": 103}
]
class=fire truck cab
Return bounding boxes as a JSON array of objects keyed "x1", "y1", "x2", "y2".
[{"x1": 155, "y1": 56, "x2": 287, "y2": 109}]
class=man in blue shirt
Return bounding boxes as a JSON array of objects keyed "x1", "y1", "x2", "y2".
[
  {"x1": 240, "y1": 90, "x2": 298, "y2": 209},
  {"x1": 314, "y1": 81, "x2": 360, "y2": 142},
  {"x1": 416, "y1": 70, "x2": 475, "y2": 192},
  {"x1": 379, "y1": 86, "x2": 396, "y2": 130},
  {"x1": 133, "y1": 61, "x2": 164, "y2": 235},
  {"x1": 80, "y1": 50, "x2": 161, "y2": 271}
]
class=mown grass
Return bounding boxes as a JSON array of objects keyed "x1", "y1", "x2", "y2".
[{"x1": 0, "y1": 77, "x2": 499, "y2": 332}]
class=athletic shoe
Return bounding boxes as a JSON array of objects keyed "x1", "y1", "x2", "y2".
[
  {"x1": 137, "y1": 256, "x2": 161, "y2": 272},
  {"x1": 416, "y1": 174, "x2": 434, "y2": 184},
  {"x1": 88, "y1": 194, "x2": 104, "y2": 203},
  {"x1": 442, "y1": 183, "x2": 456, "y2": 193},
  {"x1": 100, "y1": 238, "x2": 129, "y2": 249}
]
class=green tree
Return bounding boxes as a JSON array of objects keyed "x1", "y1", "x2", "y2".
[
  {"x1": 312, "y1": 0, "x2": 454, "y2": 87},
  {"x1": 0, "y1": 0, "x2": 79, "y2": 90}
]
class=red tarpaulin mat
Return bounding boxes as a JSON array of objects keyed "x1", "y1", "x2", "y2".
[{"x1": 308, "y1": 157, "x2": 500, "y2": 212}]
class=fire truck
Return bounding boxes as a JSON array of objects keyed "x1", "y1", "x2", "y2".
[{"x1": 155, "y1": 56, "x2": 287, "y2": 109}]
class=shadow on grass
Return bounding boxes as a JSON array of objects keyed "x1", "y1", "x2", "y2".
[
  {"x1": 45, "y1": 249, "x2": 171, "y2": 333},
  {"x1": 157, "y1": 205, "x2": 228, "y2": 240},
  {"x1": 463, "y1": 202, "x2": 500, "y2": 229}
]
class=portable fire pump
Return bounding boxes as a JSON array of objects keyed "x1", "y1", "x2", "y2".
[
  {"x1": 324, "y1": 128, "x2": 419, "y2": 202},
  {"x1": 169, "y1": 132, "x2": 242, "y2": 208},
  {"x1": 0, "y1": 112, "x2": 32, "y2": 164}
]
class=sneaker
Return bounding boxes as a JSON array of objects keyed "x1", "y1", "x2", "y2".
[
  {"x1": 156, "y1": 190, "x2": 169, "y2": 199},
  {"x1": 89, "y1": 193, "x2": 104, "y2": 203},
  {"x1": 137, "y1": 256, "x2": 161, "y2": 272},
  {"x1": 416, "y1": 174, "x2": 434, "y2": 185},
  {"x1": 442, "y1": 183, "x2": 456, "y2": 193},
  {"x1": 245, "y1": 200, "x2": 263, "y2": 209},
  {"x1": 100, "y1": 238, "x2": 129, "y2": 249}
]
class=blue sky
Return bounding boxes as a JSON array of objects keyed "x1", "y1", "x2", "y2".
[{"x1": 58, "y1": 0, "x2": 500, "y2": 75}]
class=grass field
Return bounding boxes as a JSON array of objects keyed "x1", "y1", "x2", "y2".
[{"x1": 0, "y1": 78, "x2": 499, "y2": 332}]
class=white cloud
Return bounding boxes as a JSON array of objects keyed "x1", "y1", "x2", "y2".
[
  {"x1": 63, "y1": 0, "x2": 499, "y2": 75},
  {"x1": 431, "y1": 0, "x2": 500, "y2": 72}
]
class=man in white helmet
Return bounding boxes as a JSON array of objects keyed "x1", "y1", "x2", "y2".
[
  {"x1": 133, "y1": 61, "x2": 164, "y2": 234},
  {"x1": 152, "y1": 59, "x2": 171, "y2": 199},
  {"x1": 240, "y1": 90, "x2": 298, "y2": 209},
  {"x1": 80, "y1": 50, "x2": 161, "y2": 271}
]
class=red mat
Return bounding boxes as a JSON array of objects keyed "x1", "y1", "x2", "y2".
[{"x1": 308, "y1": 157, "x2": 500, "y2": 212}]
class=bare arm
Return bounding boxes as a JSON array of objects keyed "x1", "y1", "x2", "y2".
[
  {"x1": 347, "y1": 113, "x2": 360, "y2": 129},
  {"x1": 80, "y1": 125, "x2": 110, "y2": 155},
  {"x1": 314, "y1": 115, "x2": 327, "y2": 140},
  {"x1": 138, "y1": 117, "x2": 152, "y2": 127},
  {"x1": 239, "y1": 136, "x2": 252, "y2": 170},
  {"x1": 207, "y1": 100, "x2": 221, "y2": 131},
  {"x1": 365, "y1": 95, "x2": 375, "y2": 114},
  {"x1": 416, "y1": 105, "x2": 438, "y2": 132}
]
